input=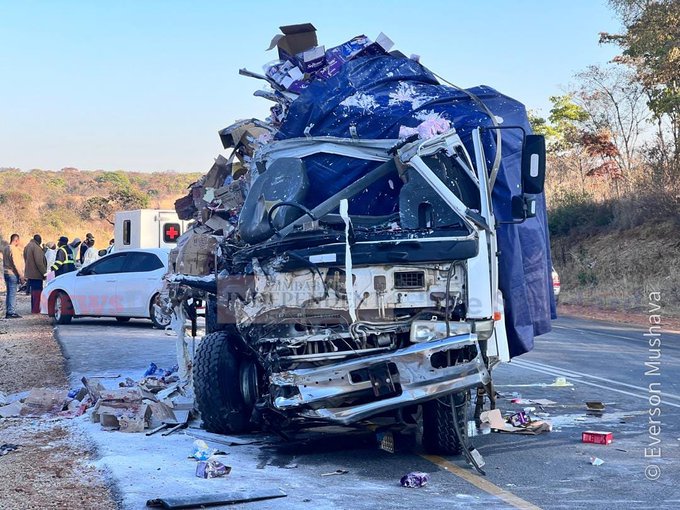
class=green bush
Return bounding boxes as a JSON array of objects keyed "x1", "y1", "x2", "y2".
[{"x1": 548, "y1": 190, "x2": 614, "y2": 236}]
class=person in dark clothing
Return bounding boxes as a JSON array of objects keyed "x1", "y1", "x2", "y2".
[
  {"x1": 51, "y1": 236, "x2": 75, "y2": 276},
  {"x1": 79, "y1": 233, "x2": 94, "y2": 264},
  {"x1": 23, "y1": 234, "x2": 47, "y2": 313}
]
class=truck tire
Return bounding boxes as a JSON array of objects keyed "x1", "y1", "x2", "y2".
[
  {"x1": 193, "y1": 331, "x2": 251, "y2": 434},
  {"x1": 422, "y1": 391, "x2": 468, "y2": 455}
]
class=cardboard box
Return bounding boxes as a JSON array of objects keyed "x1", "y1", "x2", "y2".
[
  {"x1": 267, "y1": 23, "x2": 318, "y2": 62},
  {"x1": 177, "y1": 233, "x2": 217, "y2": 276},
  {"x1": 296, "y1": 45, "x2": 326, "y2": 74},
  {"x1": 317, "y1": 33, "x2": 393, "y2": 81},
  {"x1": 582, "y1": 430, "x2": 613, "y2": 445}
]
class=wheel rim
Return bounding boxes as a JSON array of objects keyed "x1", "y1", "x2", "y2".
[
  {"x1": 55, "y1": 295, "x2": 62, "y2": 321},
  {"x1": 152, "y1": 302, "x2": 171, "y2": 327}
]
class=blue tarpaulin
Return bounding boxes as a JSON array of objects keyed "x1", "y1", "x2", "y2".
[{"x1": 277, "y1": 56, "x2": 554, "y2": 357}]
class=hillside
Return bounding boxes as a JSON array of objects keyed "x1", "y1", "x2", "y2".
[{"x1": 0, "y1": 167, "x2": 202, "y2": 250}]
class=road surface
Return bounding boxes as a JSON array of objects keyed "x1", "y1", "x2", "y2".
[{"x1": 55, "y1": 315, "x2": 680, "y2": 509}]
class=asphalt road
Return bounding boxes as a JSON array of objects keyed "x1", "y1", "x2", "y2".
[{"x1": 55, "y1": 315, "x2": 680, "y2": 510}]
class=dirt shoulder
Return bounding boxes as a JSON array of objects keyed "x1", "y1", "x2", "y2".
[
  {"x1": 558, "y1": 303, "x2": 680, "y2": 333},
  {"x1": 0, "y1": 295, "x2": 117, "y2": 510}
]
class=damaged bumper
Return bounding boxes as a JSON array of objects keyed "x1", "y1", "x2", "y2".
[{"x1": 270, "y1": 333, "x2": 489, "y2": 424}]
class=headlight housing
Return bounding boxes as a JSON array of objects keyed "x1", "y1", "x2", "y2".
[{"x1": 410, "y1": 320, "x2": 472, "y2": 343}]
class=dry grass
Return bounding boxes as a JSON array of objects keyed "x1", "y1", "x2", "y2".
[{"x1": 552, "y1": 221, "x2": 680, "y2": 317}]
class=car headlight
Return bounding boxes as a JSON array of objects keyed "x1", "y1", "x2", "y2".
[{"x1": 410, "y1": 320, "x2": 472, "y2": 343}]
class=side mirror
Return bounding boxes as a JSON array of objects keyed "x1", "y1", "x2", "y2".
[
  {"x1": 98, "y1": 249, "x2": 108, "y2": 257},
  {"x1": 511, "y1": 195, "x2": 538, "y2": 221},
  {"x1": 521, "y1": 135, "x2": 546, "y2": 194}
]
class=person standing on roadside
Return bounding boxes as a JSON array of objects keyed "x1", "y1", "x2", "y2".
[
  {"x1": 2, "y1": 234, "x2": 25, "y2": 318},
  {"x1": 23, "y1": 234, "x2": 47, "y2": 314},
  {"x1": 44, "y1": 242, "x2": 57, "y2": 274},
  {"x1": 68, "y1": 238, "x2": 82, "y2": 268},
  {"x1": 51, "y1": 236, "x2": 75, "y2": 276},
  {"x1": 79, "y1": 233, "x2": 94, "y2": 264},
  {"x1": 82, "y1": 236, "x2": 99, "y2": 266}
]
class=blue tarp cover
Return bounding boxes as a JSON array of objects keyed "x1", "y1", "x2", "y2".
[{"x1": 277, "y1": 56, "x2": 554, "y2": 357}]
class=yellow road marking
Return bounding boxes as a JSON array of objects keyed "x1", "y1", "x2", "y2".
[{"x1": 421, "y1": 454, "x2": 543, "y2": 510}]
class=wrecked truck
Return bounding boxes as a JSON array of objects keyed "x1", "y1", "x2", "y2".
[{"x1": 168, "y1": 54, "x2": 554, "y2": 455}]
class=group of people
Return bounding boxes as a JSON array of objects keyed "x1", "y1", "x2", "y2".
[{"x1": 2, "y1": 232, "x2": 103, "y2": 319}]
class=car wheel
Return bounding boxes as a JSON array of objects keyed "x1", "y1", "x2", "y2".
[
  {"x1": 150, "y1": 294, "x2": 171, "y2": 329},
  {"x1": 193, "y1": 331, "x2": 252, "y2": 434},
  {"x1": 52, "y1": 292, "x2": 73, "y2": 325},
  {"x1": 422, "y1": 391, "x2": 468, "y2": 455},
  {"x1": 116, "y1": 317, "x2": 131, "y2": 323}
]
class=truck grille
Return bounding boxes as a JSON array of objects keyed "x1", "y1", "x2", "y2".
[{"x1": 394, "y1": 271, "x2": 425, "y2": 289}]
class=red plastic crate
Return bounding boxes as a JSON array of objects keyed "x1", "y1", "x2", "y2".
[{"x1": 582, "y1": 430, "x2": 613, "y2": 445}]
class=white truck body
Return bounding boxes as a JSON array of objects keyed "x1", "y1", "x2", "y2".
[{"x1": 114, "y1": 209, "x2": 191, "y2": 251}]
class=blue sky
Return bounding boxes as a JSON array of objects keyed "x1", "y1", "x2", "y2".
[{"x1": 0, "y1": 0, "x2": 621, "y2": 173}]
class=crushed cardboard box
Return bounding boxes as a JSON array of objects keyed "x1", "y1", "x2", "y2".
[{"x1": 481, "y1": 409, "x2": 551, "y2": 435}]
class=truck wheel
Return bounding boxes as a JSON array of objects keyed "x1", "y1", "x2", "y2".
[
  {"x1": 52, "y1": 292, "x2": 73, "y2": 325},
  {"x1": 193, "y1": 331, "x2": 251, "y2": 434},
  {"x1": 422, "y1": 391, "x2": 468, "y2": 455}
]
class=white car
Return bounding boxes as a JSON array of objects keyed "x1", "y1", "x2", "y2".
[
  {"x1": 552, "y1": 266, "x2": 561, "y2": 304},
  {"x1": 41, "y1": 248, "x2": 171, "y2": 328}
]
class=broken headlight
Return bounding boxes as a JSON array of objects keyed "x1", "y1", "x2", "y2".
[{"x1": 409, "y1": 320, "x2": 472, "y2": 343}]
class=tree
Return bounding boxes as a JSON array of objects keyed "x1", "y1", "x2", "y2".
[
  {"x1": 572, "y1": 65, "x2": 649, "y2": 181},
  {"x1": 601, "y1": 0, "x2": 680, "y2": 175},
  {"x1": 80, "y1": 187, "x2": 149, "y2": 225}
]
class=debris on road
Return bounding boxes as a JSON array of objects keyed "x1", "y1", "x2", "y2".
[
  {"x1": 549, "y1": 377, "x2": 573, "y2": 387},
  {"x1": 480, "y1": 409, "x2": 551, "y2": 435},
  {"x1": 195, "y1": 459, "x2": 231, "y2": 479},
  {"x1": 146, "y1": 489, "x2": 287, "y2": 509},
  {"x1": 400, "y1": 472, "x2": 429, "y2": 488},
  {"x1": 321, "y1": 469, "x2": 349, "y2": 477},
  {"x1": 586, "y1": 401, "x2": 606, "y2": 411},
  {"x1": 582, "y1": 430, "x2": 613, "y2": 445},
  {"x1": 190, "y1": 439, "x2": 218, "y2": 461},
  {"x1": 590, "y1": 457, "x2": 605, "y2": 466},
  {"x1": 0, "y1": 443, "x2": 20, "y2": 456}
]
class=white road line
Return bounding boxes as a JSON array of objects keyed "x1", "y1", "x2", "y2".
[
  {"x1": 511, "y1": 361, "x2": 680, "y2": 410},
  {"x1": 551, "y1": 324, "x2": 643, "y2": 342},
  {"x1": 515, "y1": 359, "x2": 680, "y2": 402}
]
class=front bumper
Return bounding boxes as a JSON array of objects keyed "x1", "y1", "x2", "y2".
[{"x1": 270, "y1": 333, "x2": 490, "y2": 424}]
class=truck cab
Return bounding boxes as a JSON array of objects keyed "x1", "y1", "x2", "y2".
[{"x1": 180, "y1": 127, "x2": 547, "y2": 454}]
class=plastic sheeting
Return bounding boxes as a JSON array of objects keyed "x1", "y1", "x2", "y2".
[{"x1": 277, "y1": 56, "x2": 554, "y2": 357}]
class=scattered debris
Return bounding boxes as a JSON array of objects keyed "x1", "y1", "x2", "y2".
[
  {"x1": 146, "y1": 489, "x2": 287, "y2": 509},
  {"x1": 0, "y1": 391, "x2": 8, "y2": 406},
  {"x1": 190, "y1": 440, "x2": 218, "y2": 461},
  {"x1": 582, "y1": 430, "x2": 613, "y2": 445},
  {"x1": 549, "y1": 377, "x2": 572, "y2": 387},
  {"x1": 0, "y1": 443, "x2": 20, "y2": 456},
  {"x1": 480, "y1": 409, "x2": 551, "y2": 435},
  {"x1": 400, "y1": 472, "x2": 429, "y2": 488},
  {"x1": 185, "y1": 431, "x2": 267, "y2": 447},
  {"x1": 586, "y1": 401, "x2": 605, "y2": 411},
  {"x1": 590, "y1": 457, "x2": 605, "y2": 466},
  {"x1": 0, "y1": 401, "x2": 24, "y2": 418},
  {"x1": 195, "y1": 459, "x2": 231, "y2": 479},
  {"x1": 321, "y1": 469, "x2": 349, "y2": 477}
]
